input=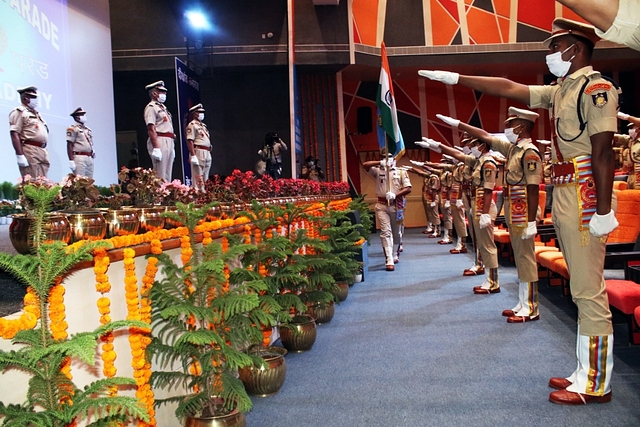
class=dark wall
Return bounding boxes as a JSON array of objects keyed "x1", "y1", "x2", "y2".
[{"x1": 113, "y1": 67, "x2": 290, "y2": 180}]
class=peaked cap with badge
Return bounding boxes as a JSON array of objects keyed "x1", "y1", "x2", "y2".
[
  {"x1": 505, "y1": 107, "x2": 539, "y2": 124},
  {"x1": 542, "y1": 18, "x2": 601, "y2": 48},
  {"x1": 189, "y1": 103, "x2": 205, "y2": 113},
  {"x1": 145, "y1": 80, "x2": 167, "y2": 92},
  {"x1": 17, "y1": 86, "x2": 38, "y2": 97},
  {"x1": 70, "y1": 107, "x2": 86, "y2": 116}
]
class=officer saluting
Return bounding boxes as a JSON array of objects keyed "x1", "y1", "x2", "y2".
[
  {"x1": 144, "y1": 80, "x2": 175, "y2": 181},
  {"x1": 9, "y1": 86, "x2": 50, "y2": 178},
  {"x1": 66, "y1": 107, "x2": 95, "y2": 178},
  {"x1": 186, "y1": 103, "x2": 212, "y2": 192},
  {"x1": 419, "y1": 18, "x2": 618, "y2": 406}
]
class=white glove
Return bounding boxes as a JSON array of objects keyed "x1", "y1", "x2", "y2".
[
  {"x1": 617, "y1": 111, "x2": 630, "y2": 121},
  {"x1": 430, "y1": 201, "x2": 436, "y2": 207},
  {"x1": 479, "y1": 213, "x2": 492, "y2": 229},
  {"x1": 385, "y1": 191, "x2": 396, "y2": 201},
  {"x1": 421, "y1": 137, "x2": 442, "y2": 153},
  {"x1": 16, "y1": 155, "x2": 29, "y2": 167},
  {"x1": 589, "y1": 210, "x2": 619, "y2": 237},
  {"x1": 444, "y1": 200, "x2": 450, "y2": 208},
  {"x1": 436, "y1": 114, "x2": 460, "y2": 128},
  {"x1": 522, "y1": 221, "x2": 537, "y2": 240},
  {"x1": 456, "y1": 199, "x2": 464, "y2": 209},
  {"x1": 418, "y1": 70, "x2": 459, "y2": 85},
  {"x1": 410, "y1": 160, "x2": 425, "y2": 167},
  {"x1": 190, "y1": 155, "x2": 199, "y2": 166},
  {"x1": 151, "y1": 148, "x2": 163, "y2": 161},
  {"x1": 68, "y1": 160, "x2": 76, "y2": 172}
]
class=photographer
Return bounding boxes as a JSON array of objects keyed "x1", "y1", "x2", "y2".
[
  {"x1": 300, "y1": 156, "x2": 325, "y2": 181},
  {"x1": 258, "y1": 132, "x2": 288, "y2": 179}
]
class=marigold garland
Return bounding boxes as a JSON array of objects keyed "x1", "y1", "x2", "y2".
[{"x1": 0, "y1": 287, "x2": 39, "y2": 339}]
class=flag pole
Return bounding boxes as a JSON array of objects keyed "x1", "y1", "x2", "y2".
[{"x1": 385, "y1": 135, "x2": 391, "y2": 206}]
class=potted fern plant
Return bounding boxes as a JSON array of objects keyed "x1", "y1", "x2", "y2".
[
  {"x1": 147, "y1": 202, "x2": 277, "y2": 426},
  {"x1": 0, "y1": 183, "x2": 149, "y2": 426}
]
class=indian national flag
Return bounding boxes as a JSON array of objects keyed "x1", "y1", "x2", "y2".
[{"x1": 376, "y1": 42, "x2": 405, "y2": 159}]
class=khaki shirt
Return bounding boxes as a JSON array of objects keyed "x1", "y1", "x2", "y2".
[
  {"x1": 472, "y1": 153, "x2": 498, "y2": 190},
  {"x1": 617, "y1": 134, "x2": 640, "y2": 166},
  {"x1": 144, "y1": 101, "x2": 174, "y2": 134},
  {"x1": 186, "y1": 119, "x2": 210, "y2": 147},
  {"x1": 462, "y1": 155, "x2": 478, "y2": 182},
  {"x1": 491, "y1": 136, "x2": 541, "y2": 186},
  {"x1": 529, "y1": 66, "x2": 618, "y2": 160},
  {"x1": 9, "y1": 106, "x2": 48, "y2": 143},
  {"x1": 369, "y1": 166, "x2": 412, "y2": 197},
  {"x1": 66, "y1": 123, "x2": 93, "y2": 152}
]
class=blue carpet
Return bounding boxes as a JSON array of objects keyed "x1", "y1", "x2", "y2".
[{"x1": 248, "y1": 228, "x2": 640, "y2": 427}]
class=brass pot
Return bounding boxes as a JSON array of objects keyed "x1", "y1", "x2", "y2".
[
  {"x1": 334, "y1": 282, "x2": 349, "y2": 302},
  {"x1": 101, "y1": 209, "x2": 139, "y2": 237},
  {"x1": 64, "y1": 210, "x2": 107, "y2": 243},
  {"x1": 128, "y1": 206, "x2": 165, "y2": 233},
  {"x1": 9, "y1": 213, "x2": 72, "y2": 254},
  {"x1": 305, "y1": 301, "x2": 335, "y2": 325},
  {"x1": 162, "y1": 205, "x2": 183, "y2": 229},
  {"x1": 239, "y1": 346, "x2": 287, "y2": 397},
  {"x1": 184, "y1": 410, "x2": 246, "y2": 427},
  {"x1": 278, "y1": 315, "x2": 317, "y2": 353}
]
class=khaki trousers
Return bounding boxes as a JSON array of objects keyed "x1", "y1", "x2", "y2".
[
  {"x1": 148, "y1": 136, "x2": 175, "y2": 181},
  {"x1": 472, "y1": 199, "x2": 498, "y2": 269},
  {"x1": 552, "y1": 185, "x2": 614, "y2": 336},
  {"x1": 505, "y1": 201, "x2": 538, "y2": 282},
  {"x1": 74, "y1": 155, "x2": 94, "y2": 178},
  {"x1": 20, "y1": 144, "x2": 50, "y2": 178}
]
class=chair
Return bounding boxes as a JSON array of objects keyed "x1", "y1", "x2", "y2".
[{"x1": 605, "y1": 262, "x2": 640, "y2": 344}]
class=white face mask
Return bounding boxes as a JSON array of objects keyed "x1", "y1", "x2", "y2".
[
  {"x1": 630, "y1": 128, "x2": 638, "y2": 140},
  {"x1": 198, "y1": 113, "x2": 205, "y2": 121},
  {"x1": 470, "y1": 146, "x2": 482, "y2": 158},
  {"x1": 157, "y1": 93, "x2": 167, "y2": 103},
  {"x1": 504, "y1": 127, "x2": 518, "y2": 143},
  {"x1": 27, "y1": 97, "x2": 38, "y2": 109},
  {"x1": 462, "y1": 146, "x2": 471, "y2": 155},
  {"x1": 76, "y1": 115, "x2": 86, "y2": 123},
  {"x1": 545, "y1": 44, "x2": 575, "y2": 78},
  {"x1": 380, "y1": 158, "x2": 396, "y2": 168}
]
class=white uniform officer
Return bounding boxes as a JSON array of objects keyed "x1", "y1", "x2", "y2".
[
  {"x1": 66, "y1": 107, "x2": 95, "y2": 178},
  {"x1": 186, "y1": 103, "x2": 212, "y2": 192},
  {"x1": 144, "y1": 80, "x2": 175, "y2": 181}
]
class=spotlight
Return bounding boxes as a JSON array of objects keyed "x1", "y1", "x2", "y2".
[{"x1": 185, "y1": 10, "x2": 210, "y2": 30}]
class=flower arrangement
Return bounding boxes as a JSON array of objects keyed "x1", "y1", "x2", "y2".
[
  {"x1": 320, "y1": 180, "x2": 350, "y2": 195},
  {"x1": 55, "y1": 173, "x2": 101, "y2": 211},
  {"x1": 96, "y1": 184, "x2": 133, "y2": 210},
  {"x1": 0, "y1": 182, "x2": 150, "y2": 426},
  {"x1": 158, "y1": 180, "x2": 195, "y2": 205},
  {"x1": 16, "y1": 175, "x2": 58, "y2": 213},
  {"x1": 117, "y1": 167, "x2": 164, "y2": 206}
]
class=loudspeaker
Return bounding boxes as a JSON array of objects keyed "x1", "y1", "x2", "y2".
[{"x1": 357, "y1": 106, "x2": 372, "y2": 134}]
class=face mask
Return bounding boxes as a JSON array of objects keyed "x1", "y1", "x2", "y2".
[
  {"x1": 630, "y1": 128, "x2": 638, "y2": 140},
  {"x1": 307, "y1": 161, "x2": 314, "y2": 167},
  {"x1": 381, "y1": 158, "x2": 396, "y2": 168},
  {"x1": 157, "y1": 93, "x2": 167, "y2": 103},
  {"x1": 545, "y1": 44, "x2": 575, "y2": 78},
  {"x1": 77, "y1": 115, "x2": 86, "y2": 123},
  {"x1": 462, "y1": 146, "x2": 471, "y2": 155},
  {"x1": 27, "y1": 97, "x2": 38, "y2": 109},
  {"x1": 198, "y1": 113, "x2": 205, "y2": 121},
  {"x1": 504, "y1": 127, "x2": 518, "y2": 143},
  {"x1": 470, "y1": 146, "x2": 482, "y2": 158}
]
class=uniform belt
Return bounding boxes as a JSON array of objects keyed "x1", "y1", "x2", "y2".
[
  {"x1": 551, "y1": 161, "x2": 577, "y2": 185},
  {"x1": 157, "y1": 132, "x2": 175, "y2": 138},
  {"x1": 194, "y1": 144, "x2": 211, "y2": 151},
  {"x1": 377, "y1": 197, "x2": 388, "y2": 204},
  {"x1": 23, "y1": 140, "x2": 46, "y2": 148},
  {"x1": 73, "y1": 151, "x2": 94, "y2": 156}
]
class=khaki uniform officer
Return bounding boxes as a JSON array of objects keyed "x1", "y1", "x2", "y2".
[
  {"x1": 441, "y1": 107, "x2": 542, "y2": 321},
  {"x1": 363, "y1": 154, "x2": 412, "y2": 271},
  {"x1": 450, "y1": 156, "x2": 469, "y2": 254},
  {"x1": 437, "y1": 160, "x2": 454, "y2": 244},
  {"x1": 469, "y1": 139, "x2": 500, "y2": 294},
  {"x1": 186, "y1": 104, "x2": 212, "y2": 192},
  {"x1": 614, "y1": 114, "x2": 640, "y2": 189},
  {"x1": 425, "y1": 171, "x2": 441, "y2": 238},
  {"x1": 418, "y1": 17, "x2": 618, "y2": 405},
  {"x1": 144, "y1": 80, "x2": 175, "y2": 181},
  {"x1": 66, "y1": 107, "x2": 95, "y2": 178},
  {"x1": 9, "y1": 86, "x2": 50, "y2": 178}
]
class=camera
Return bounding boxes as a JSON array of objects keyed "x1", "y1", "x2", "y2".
[{"x1": 264, "y1": 132, "x2": 279, "y2": 147}]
